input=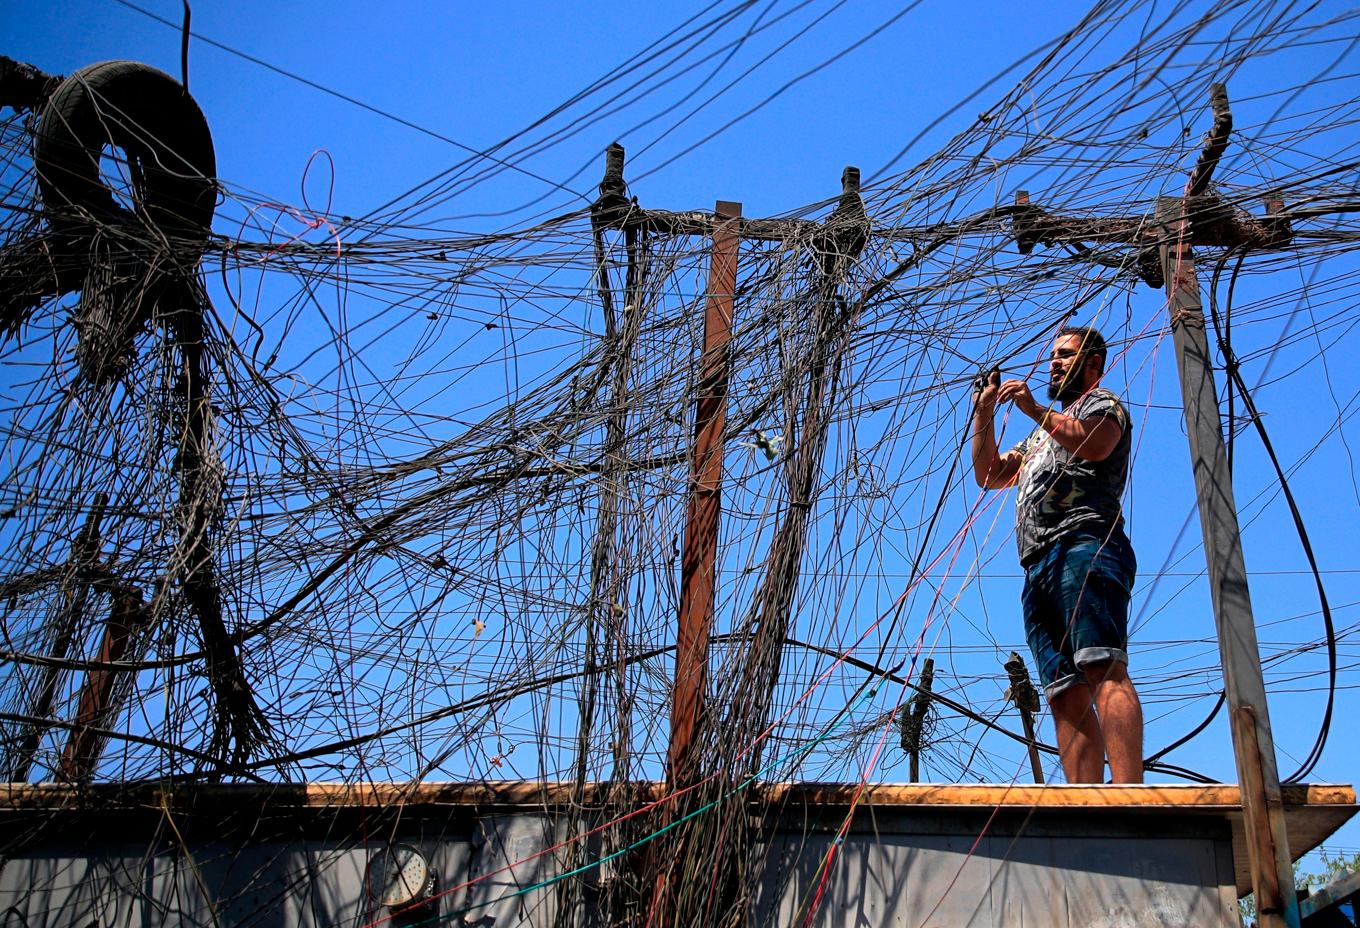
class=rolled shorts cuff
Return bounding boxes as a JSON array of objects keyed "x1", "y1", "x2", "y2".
[
  {"x1": 1074, "y1": 646, "x2": 1127, "y2": 669},
  {"x1": 1043, "y1": 648, "x2": 1129, "y2": 701},
  {"x1": 1044, "y1": 672, "x2": 1083, "y2": 701}
]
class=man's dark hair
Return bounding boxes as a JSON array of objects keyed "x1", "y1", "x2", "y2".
[{"x1": 1058, "y1": 325, "x2": 1108, "y2": 375}]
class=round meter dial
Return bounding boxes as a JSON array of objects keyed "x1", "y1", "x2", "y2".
[{"x1": 367, "y1": 844, "x2": 434, "y2": 909}]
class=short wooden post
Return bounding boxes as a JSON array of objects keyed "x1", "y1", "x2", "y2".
[
  {"x1": 1004, "y1": 651, "x2": 1045, "y2": 785},
  {"x1": 900, "y1": 657, "x2": 935, "y2": 782}
]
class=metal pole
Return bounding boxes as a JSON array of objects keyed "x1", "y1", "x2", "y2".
[
  {"x1": 668, "y1": 200, "x2": 740, "y2": 789},
  {"x1": 1157, "y1": 194, "x2": 1299, "y2": 928}
]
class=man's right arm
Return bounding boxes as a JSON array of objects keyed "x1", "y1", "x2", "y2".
[{"x1": 971, "y1": 371, "x2": 1022, "y2": 489}]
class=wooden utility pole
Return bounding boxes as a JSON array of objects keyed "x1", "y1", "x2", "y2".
[
  {"x1": 9, "y1": 492, "x2": 107, "y2": 781},
  {"x1": 669, "y1": 199, "x2": 741, "y2": 788},
  {"x1": 1156, "y1": 83, "x2": 1298, "y2": 928}
]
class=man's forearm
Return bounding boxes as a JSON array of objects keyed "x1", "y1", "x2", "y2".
[
  {"x1": 971, "y1": 408, "x2": 1003, "y2": 487},
  {"x1": 1022, "y1": 406, "x2": 1118, "y2": 461}
]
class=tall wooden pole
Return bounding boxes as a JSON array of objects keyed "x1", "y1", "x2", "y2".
[
  {"x1": 59, "y1": 585, "x2": 150, "y2": 781},
  {"x1": 9, "y1": 493, "x2": 107, "y2": 781},
  {"x1": 1158, "y1": 190, "x2": 1299, "y2": 928},
  {"x1": 669, "y1": 200, "x2": 740, "y2": 789}
]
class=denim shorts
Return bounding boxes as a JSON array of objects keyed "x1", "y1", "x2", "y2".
[{"x1": 1022, "y1": 531, "x2": 1136, "y2": 700}]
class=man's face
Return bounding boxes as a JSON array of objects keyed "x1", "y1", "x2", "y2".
[{"x1": 1047, "y1": 334, "x2": 1097, "y2": 403}]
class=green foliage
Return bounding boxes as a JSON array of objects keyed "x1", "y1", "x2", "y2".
[
  {"x1": 1237, "y1": 847, "x2": 1360, "y2": 926},
  {"x1": 1300, "y1": 847, "x2": 1360, "y2": 892}
]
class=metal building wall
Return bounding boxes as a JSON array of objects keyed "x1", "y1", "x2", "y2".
[{"x1": 0, "y1": 803, "x2": 1240, "y2": 927}]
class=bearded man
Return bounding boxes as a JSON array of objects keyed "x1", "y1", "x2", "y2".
[{"x1": 970, "y1": 326, "x2": 1143, "y2": 783}]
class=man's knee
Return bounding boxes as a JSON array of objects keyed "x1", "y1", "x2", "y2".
[
  {"x1": 1048, "y1": 681, "x2": 1093, "y2": 721},
  {"x1": 1081, "y1": 658, "x2": 1132, "y2": 690}
]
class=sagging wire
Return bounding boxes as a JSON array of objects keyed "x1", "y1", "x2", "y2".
[{"x1": 1207, "y1": 248, "x2": 1336, "y2": 784}]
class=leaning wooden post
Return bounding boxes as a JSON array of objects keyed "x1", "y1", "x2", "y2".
[
  {"x1": 59, "y1": 585, "x2": 151, "y2": 781},
  {"x1": 668, "y1": 200, "x2": 741, "y2": 789},
  {"x1": 9, "y1": 492, "x2": 107, "y2": 781},
  {"x1": 1003, "y1": 651, "x2": 1045, "y2": 785},
  {"x1": 899, "y1": 657, "x2": 935, "y2": 782},
  {"x1": 1157, "y1": 81, "x2": 1298, "y2": 928}
]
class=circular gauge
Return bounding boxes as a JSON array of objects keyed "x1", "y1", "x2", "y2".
[{"x1": 367, "y1": 844, "x2": 433, "y2": 909}]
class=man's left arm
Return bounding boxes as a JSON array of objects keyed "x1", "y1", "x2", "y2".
[
  {"x1": 996, "y1": 381, "x2": 1123, "y2": 461},
  {"x1": 1029, "y1": 409, "x2": 1122, "y2": 461}
]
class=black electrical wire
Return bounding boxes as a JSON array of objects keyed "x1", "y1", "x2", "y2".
[
  {"x1": 1207, "y1": 247, "x2": 1338, "y2": 785},
  {"x1": 110, "y1": 0, "x2": 589, "y2": 204}
]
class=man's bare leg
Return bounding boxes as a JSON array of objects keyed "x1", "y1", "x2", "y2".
[
  {"x1": 1049, "y1": 683, "x2": 1104, "y2": 783},
  {"x1": 1085, "y1": 660, "x2": 1143, "y2": 783}
]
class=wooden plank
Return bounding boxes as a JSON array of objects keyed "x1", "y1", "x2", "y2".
[
  {"x1": 1, "y1": 780, "x2": 1351, "y2": 810},
  {"x1": 765, "y1": 782, "x2": 1355, "y2": 808}
]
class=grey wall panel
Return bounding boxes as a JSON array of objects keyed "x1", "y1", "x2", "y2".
[
  {"x1": 754, "y1": 831, "x2": 1000, "y2": 927},
  {"x1": 0, "y1": 848, "x2": 148, "y2": 927},
  {"x1": 463, "y1": 813, "x2": 560, "y2": 928},
  {"x1": 0, "y1": 807, "x2": 1243, "y2": 927},
  {"x1": 0, "y1": 839, "x2": 476, "y2": 928},
  {"x1": 751, "y1": 819, "x2": 1240, "y2": 927}
]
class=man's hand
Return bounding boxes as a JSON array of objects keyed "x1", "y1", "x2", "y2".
[
  {"x1": 996, "y1": 379, "x2": 1047, "y2": 420},
  {"x1": 971, "y1": 368, "x2": 1022, "y2": 488},
  {"x1": 973, "y1": 368, "x2": 1001, "y2": 416}
]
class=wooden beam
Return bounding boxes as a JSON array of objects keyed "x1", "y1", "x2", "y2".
[
  {"x1": 0, "y1": 780, "x2": 1351, "y2": 810},
  {"x1": 58, "y1": 585, "x2": 151, "y2": 781},
  {"x1": 668, "y1": 199, "x2": 740, "y2": 788}
]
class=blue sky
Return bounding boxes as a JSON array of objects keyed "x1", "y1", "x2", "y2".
[
  {"x1": 6, "y1": 0, "x2": 1360, "y2": 878},
  {"x1": 6, "y1": 0, "x2": 1101, "y2": 219}
]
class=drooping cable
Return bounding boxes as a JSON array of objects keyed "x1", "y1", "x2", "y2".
[{"x1": 1206, "y1": 247, "x2": 1337, "y2": 784}]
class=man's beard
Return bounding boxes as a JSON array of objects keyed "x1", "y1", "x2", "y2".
[{"x1": 1047, "y1": 374, "x2": 1086, "y2": 403}]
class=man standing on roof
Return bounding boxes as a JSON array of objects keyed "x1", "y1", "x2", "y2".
[{"x1": 970, "y1": 326, "x2": 1143, "y2": 784}]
